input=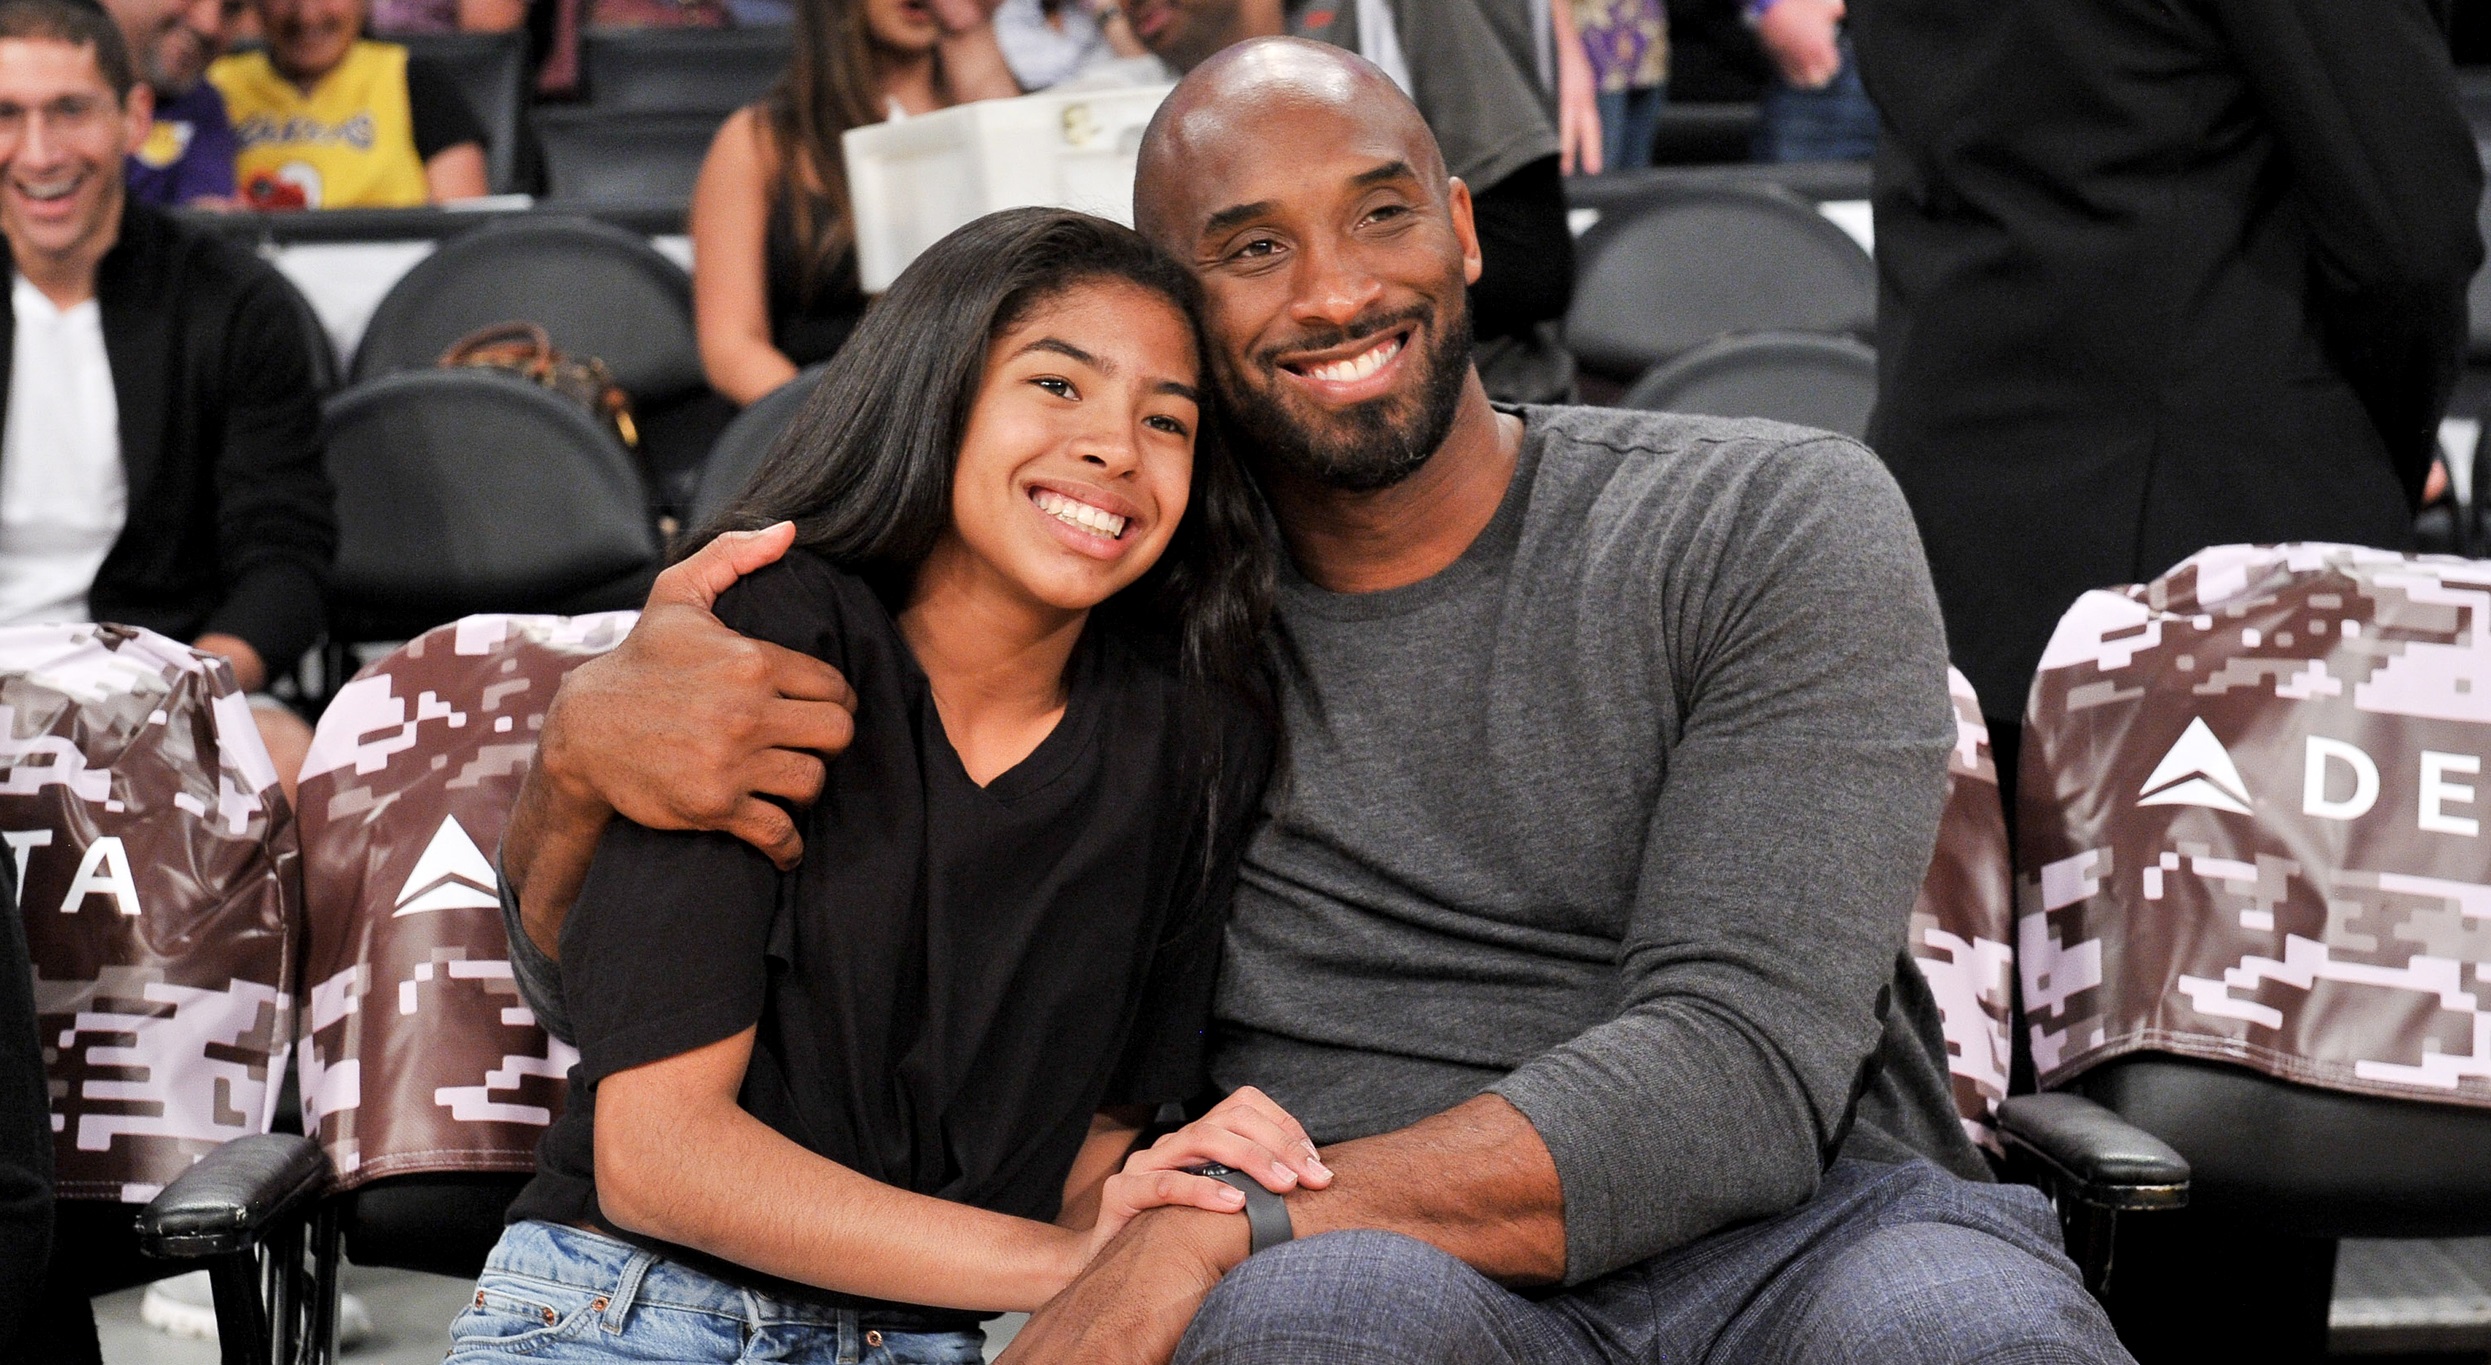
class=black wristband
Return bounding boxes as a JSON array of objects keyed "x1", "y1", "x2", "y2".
[{"x1": 1186, "y1": 1163, "x2": 1293, "y2": 1255}]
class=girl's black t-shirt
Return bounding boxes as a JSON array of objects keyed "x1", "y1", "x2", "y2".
[{"x1": 505, "y1": 549, "x2": 1271, "y2": 1327}]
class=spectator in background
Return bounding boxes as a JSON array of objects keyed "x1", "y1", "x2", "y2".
[
  {"x1": 691, "y1": 0, "x2": 1016, "y2": 405},
  {"x1": 1853, "y1": 0, "x2": 2480, "y2": 848},
  {"x1": 994, "y1": 0, "x2": 1155, "y2": 89},
  {"x1": 208, "y1": 0, "x2": 488, "y2": 206},
  {"x1": 367, "y1": 0, "x2": 522, "y2": 35},
  {"x1": 102, "y1": 0, "x2": 237, "y2": 204},
  {"x1": 0, "y1": 0, "x2": 333, "y2": 801},
  {"x1": 1567, "y1": 0, "x2": 1662, "y2": 174},
  {"x1": 1121, "y1": 0, "x2": 1578, "y2": 402},
  {"x1": 1749, "y1": 0, "x2": 1872, "y2": 162}
]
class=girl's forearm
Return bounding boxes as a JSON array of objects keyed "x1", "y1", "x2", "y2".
[{"x1": 599, "y1": 1099, "x2": 1087, "y2": 1311}]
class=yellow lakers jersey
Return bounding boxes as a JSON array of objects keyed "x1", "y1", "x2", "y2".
[{"x1": 210, "y1": 41, "x2": 431, "y2": 209}]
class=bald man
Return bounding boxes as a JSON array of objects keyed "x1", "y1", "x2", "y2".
[{"x1": 495, "y1": 41, "x2": 2132, "y2": 1365}]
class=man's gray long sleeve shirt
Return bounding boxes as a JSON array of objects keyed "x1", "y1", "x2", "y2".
[{"x1": 1211, "y1": 406, "x2": 1978, "y2": 1283}]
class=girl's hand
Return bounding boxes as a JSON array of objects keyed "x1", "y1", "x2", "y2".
[{"x1": 1083, "y1": 1088, "x2": 1333, "y2": 1253}]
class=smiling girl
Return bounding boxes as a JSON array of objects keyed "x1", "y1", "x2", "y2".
[{"x1": 449, "y1": 208, "x2": 1311, "y2": 1363}]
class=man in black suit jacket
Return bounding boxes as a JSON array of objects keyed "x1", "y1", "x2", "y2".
[
  {"x1": 0, "y1": 0, "x2": 331, "y2": 786},
  {"x1": 1854, "y1": 0, "x2": 2482, "y2": 762}
]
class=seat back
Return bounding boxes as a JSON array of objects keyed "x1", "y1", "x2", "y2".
[
  {"x1": 2020, "y1": 543, "x2": 2491, "y2": 1116},
  {"x1": 1617, "y1": 331, "x2": 1878, "y2": 440},
  {"x1": 269, "y1": 266, "x2": 341, "y2": 394},
  {"x1": 398, "y1": 32, "x2": 530, "y2": 194},
  {"x1": 581, "y1": 26, "x2": 790, "y2": 113},
  {"x1": 1564, "y1": 184, "x2": 1874, "y2": 383},
  {"x1": 532, "y1": 108, "x2": 716, "y2": 206},
  {"x1": 349, "y1": 215, "x2": 702, "y2": 403},
  {"x1": 0, "y1": 624, "x2": 296, "y2": 1203},
  {"x1": 1910, "y1": 668, "x2": 2015, "y2": 1155},
  {"x1": 686, "y1": 363, "x2": 827, "y2": 532},
  {"x1": 322, "y1": 369, "x2": 660, "y2": 643},
  {"x1": 294, "y1": 613, "x2": 633, "y2": 1213}
]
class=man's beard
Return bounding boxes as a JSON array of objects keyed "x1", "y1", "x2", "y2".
[{"x1": 1222, "y1": 289, "x2": 1472, "y2": 494}]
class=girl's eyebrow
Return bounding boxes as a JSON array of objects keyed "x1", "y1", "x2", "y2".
[{"x1": 1017, "y1": 336, "x2": 1198, "y2": 402}]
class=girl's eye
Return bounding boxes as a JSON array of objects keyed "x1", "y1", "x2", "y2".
[
  {"x1": 1033, "y1": 376, "x2": 1075, "y2": 398},
  {"x1": 1145, "y1": 415, "x2": 1189, "y2": 436}
]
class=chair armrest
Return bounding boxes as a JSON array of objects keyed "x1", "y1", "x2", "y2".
[
  {"x1": 134, "y1": 1133, "x2": 331, "y2": 1259},
  {"x1": 1997, "y1": 1092, "x2": 2190, "y2": 1213}
]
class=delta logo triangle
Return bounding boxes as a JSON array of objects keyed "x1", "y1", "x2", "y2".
[
  {"x1": 2135, "y1": 717, "x2": 2254, "y2": 815},
  {"x1": 394, "y1": 814, "x2": 502, "y2": 916}
]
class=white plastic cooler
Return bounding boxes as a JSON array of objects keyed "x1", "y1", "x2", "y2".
[{"x1": 842, "y1": 83, "x2": 1177, "y2": 293}]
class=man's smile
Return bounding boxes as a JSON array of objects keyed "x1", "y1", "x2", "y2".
[{"x1": 1273, "y1": 324, "x2": 1417, "y2": 405}]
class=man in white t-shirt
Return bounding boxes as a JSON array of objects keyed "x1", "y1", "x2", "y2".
[{"x1": 0, "y1": 0, "x2": 332, "y2": 792}]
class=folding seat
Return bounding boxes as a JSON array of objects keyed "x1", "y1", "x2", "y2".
[
  {"x1": 531, "y1": 108, "x2": 717, "y2": 205},
  {"x1": 685, "y1": 361, "x2": 828, "y2": 533},
  {"x1": 1617, "y1": 330, "x2": 1877, "y2": 440},
  {"x1": 1563, "y1": 183, "x2": 1873, "y2": 389},
  {"x1": 137, "y1": 612, "x2": 638, "y2": 1362},
  {"x1": 0, "y1": 624, "x2": 325, "y2": 1361},
  {"x1": 348, "y1": 216, "x2": 721, "y2": 515},
  {"x1": 2020, "y1": 542, "x2": 2491, "y2": 1358},
  {"x1": 320, "y1": 368, "x2": 660, "y2": 660},
  {"x1": 397, "y1": 32, "x2": 533, "y2": 195},
  {"x1": 579, "y1": 26, "x2": 791, "y2": 115}
]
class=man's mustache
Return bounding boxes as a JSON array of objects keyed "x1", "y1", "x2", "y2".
[{"x1": 1253, "y1": 301, "x2": 1435, "y2": 376}]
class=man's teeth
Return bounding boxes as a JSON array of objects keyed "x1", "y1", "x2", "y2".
[
  {"x1": 18, "y1": 178, "x2": 77, "y2": 202},
  {"x1": 1304, "y1": 337, "x2": 1401, "y2": 384},
  {"x1": 1034, "y1": 489, "x2": 1128, "y2": 539}
]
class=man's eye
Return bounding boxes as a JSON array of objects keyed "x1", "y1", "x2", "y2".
[{"x1": 1234, "y1": 237, "x2": 1279, "y2": 259}]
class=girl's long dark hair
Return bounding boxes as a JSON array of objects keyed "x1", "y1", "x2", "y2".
[
  {"x1": 758, "y1": 0, "x2": 884, "y2": 299},
  {"x1": 695, "y1": 208, "x2": 1276, "y2": 850}
]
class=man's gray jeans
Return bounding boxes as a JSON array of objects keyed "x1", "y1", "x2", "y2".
[{"x1": 1173, "y1": 1155, "x2": 2134, "y2": 1365}]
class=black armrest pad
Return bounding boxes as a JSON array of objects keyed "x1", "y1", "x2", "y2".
[
  {"x1": 1998, "y1": 1093, "x2": 2189, "y2": 1212},
  {"x1": 135, "y1": 1133, "x2": 330, "y2": 1258}
]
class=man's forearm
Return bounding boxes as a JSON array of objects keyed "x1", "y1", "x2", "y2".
[
  {"x1": 501, "y1": 755, "x2": 614, "y2": 959},
  {"x1": 1284, "y1": 1093, "x2": 1564, "y2": 1283},
  {"x1": 1002, "y1": 1095, "x2": 1563, "y2": 1365}
]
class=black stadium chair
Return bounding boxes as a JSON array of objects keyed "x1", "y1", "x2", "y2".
[
  {"x1": 1618, "y1": 331, "x2": 1878, "y2": 439},
  {"x1": 347, "y1": 215, "x2": 723, "y2": 512},
  {"x1": 350, "y1": 215, "x2": 698, "y2": 397},
  {"x1": 581, "y1": 26, "x2": 791, "y2": 114},
  {"x1": 398, "y1": 31, "x2": 531, "y2": 194},
  {"x1": 1565, "y1": 183, "x2": 1875, "y2": 385},
  {"x1": 686, "y1": 363, "x2": 828, "y2": 531},
  {"x1": 531, "y1": 108, "x2": 717, "y2": 205},
  {"x1": 321, "y1": 369, "x2": 660, "y2": 649}
]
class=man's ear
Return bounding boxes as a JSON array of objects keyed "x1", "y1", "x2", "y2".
[
  {"x1": 121, "y1": 82, "x2": 155, "y2": 155},
  {"x1": 1446, "y1": 176, "x2": 1484, "y2": 287}
]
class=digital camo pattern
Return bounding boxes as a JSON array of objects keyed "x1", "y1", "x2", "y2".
[
  {"x1": 2020, "y1": 543, "x2": 2491, "y2": 1108},
  {"x1": 0, "y1": 623, "x2": 297, "y2": 1202},
  {"x1": 296, "y1": 613, "x2": 632, "y2": 1189},
  {"x1": 1910, "y1": 667, "x2": 2014, "y2": 1152}
]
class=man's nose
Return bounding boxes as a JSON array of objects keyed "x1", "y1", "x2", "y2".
[{"x1": 1288, "y1": 238, "x2": 1386, "y2": 331}]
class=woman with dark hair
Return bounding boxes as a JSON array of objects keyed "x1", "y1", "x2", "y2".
[
  {"x1": 691, "y1": 0, "x2": 1018, "y2": 405},
  {"x1": 447, "y1": 207, "x2": 1311, "y2": 1364}
]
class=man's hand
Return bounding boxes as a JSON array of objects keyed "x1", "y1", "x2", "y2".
[
  {"x1": 503, "y1": 523, "x2": 856, "y2": 959},
  {"x1": 539, "y1": 523, "x2": 857, "y2": 869},
  {"x1": 1003, "y1": 1206, "x2": 1246, "y2": 1365},
  {"x1": 1756, "y1": 0, "x2": 1845, "y2": 90}
]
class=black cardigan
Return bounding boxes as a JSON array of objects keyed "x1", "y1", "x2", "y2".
[
  {"x1": 1854, "y1": 0, "x2": 2483, "y2": 721},
  {"x1": 0, "y1": 203, "x2": 334, "y2": 669}
]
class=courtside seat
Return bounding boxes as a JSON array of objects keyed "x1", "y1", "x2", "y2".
[
  {"x1": 2020, "y1": 542, "x2": 2491, "y2": 1358},
  {"x1": 0, "y1": 623, "x2": 323, "y2": 1361}
]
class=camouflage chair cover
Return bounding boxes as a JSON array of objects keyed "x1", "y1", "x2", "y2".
[
  {"x1": 0, "y1": 623, "x2": 297, "y2": 1203},
  {"x1": 2019, "y1": 543, "x2": 2491, "y2": 1110},
  {"x1": 295, "y1": 613, "x2": 633, "y2": 1189},
  {"x1": 1909, "y1": 668, "x2": 2015, "y2": 1154}
]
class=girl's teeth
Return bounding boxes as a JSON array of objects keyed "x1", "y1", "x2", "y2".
[{"x1": 1034, "y1": 489, "x2": 1127, "y2": 539}]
